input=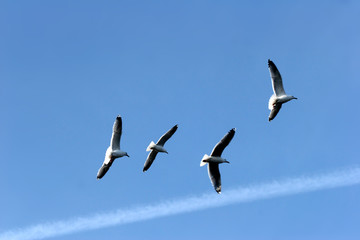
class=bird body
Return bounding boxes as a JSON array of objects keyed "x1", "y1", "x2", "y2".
[
  {"x1": 103, "y1": 148, "x2": 128, "y2": 164},
  {"x1": 268, "y1": 94, "x2": 296, "y2": 107},
  {"x1": 200, "y1": 154, "x2": 229, "y2": 166},
  {"x1": 146, "y1": 141, "x2": 168, "y2": 153}
]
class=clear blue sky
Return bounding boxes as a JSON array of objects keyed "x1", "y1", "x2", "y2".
[{"x1": 1, "y1": 1, "x2": 360, "y2": 239}]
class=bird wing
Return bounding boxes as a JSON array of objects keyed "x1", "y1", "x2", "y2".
[
  {"x1": 268, "y1": 59, "x2": 286, "y2": 96},
  {"x1": 97, "y1": 159, "x2": 114, "y2": 179},
  {"x1": 210, "y1": 128, "x2": 235, "y2": 157},
  {"x1": 208, "y1": 163, "x2": 221, "y2": 193},
  {"x1": 156, "y1": 124, "x2": 178, "y2": 146},
  {"x1": 97, "y1": 164, "x2": 110, "y2": 179},
  {"x1": 143, "y1": 150, "x2": 159, "y2": 172},
  {"x1": 110, "y1": 115, "x2": 122, "y2": 150},
  {"x1": 269, "y1": 103, "x2": 282, "y2": 121}
]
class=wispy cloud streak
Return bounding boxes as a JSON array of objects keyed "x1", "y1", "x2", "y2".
[{"x1": 2, "y1": 167, "x2": 360, "y2": 240}]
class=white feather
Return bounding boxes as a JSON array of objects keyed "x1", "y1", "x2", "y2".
[
  {"x1": 146, "y1": 141, "x2": 156, "y2": 152},
  {"x1": 200, "y1": 154, "x2": 209, "y2": 167},
  {"x1": 268, "y1": 94, "x2": 276, "y2": 110}
]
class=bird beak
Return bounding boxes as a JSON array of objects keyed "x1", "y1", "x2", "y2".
[
  {"x1": 225, "y1": 160, "x2": 230, "y2": 164},
  {"x1": 294, "y1": 97, "x2": 298, "y2": 100},
  {"x1": 126, "y1": 154, "x2": 130, "y2": 157},
  {"x1": 165, "y1": 151, "x2": 169, "y2": 154}
]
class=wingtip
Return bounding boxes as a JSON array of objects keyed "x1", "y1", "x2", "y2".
[
  {"x1": 116, "y1": 115, "x2": 121, "y2": 119},
  {"x1": 228, "y1": 128, "x2": 236, "y2": 134}
]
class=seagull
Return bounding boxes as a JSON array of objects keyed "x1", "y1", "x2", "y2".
[
  {"x1": 143, "y1": 124, "x2": 178, "y2": 172},
  {"x1": 97, "y1": 115, "x2": 129, "y2": 179},
  {"x1": 200, "y1": 128, "x2": 235, "y2": 194},
  {"x1": 268, "y1": 59, "x2": 297, "y2": 121}
]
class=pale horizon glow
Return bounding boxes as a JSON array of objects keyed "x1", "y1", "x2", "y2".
[{"x1": 2, "y1": 166, "x2": 360, "y2": 240}]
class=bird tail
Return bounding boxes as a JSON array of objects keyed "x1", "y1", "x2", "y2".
[
  {"x1": 200, "y1": 154, "x2": 209, "y2": 167},
  {"x1": 146, "y1": 141, "x2": 156, "y2": 152}
]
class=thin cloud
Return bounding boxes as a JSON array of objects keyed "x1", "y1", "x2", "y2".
[{"x1": 2, "y1": 167, "x2": 360, "y2": 240}]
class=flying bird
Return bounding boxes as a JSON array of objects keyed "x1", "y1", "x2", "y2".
[
  {"x1": 97, "y1": 115, "x2": 129, "y2": 179},
  {"x1": 200, "y1": 128, "x2": 235, "y2": 194},
  {"x1": 268, "y1": 59, "x2": 297, "y2": 121},
  {"x1": 143, "y1": 124, "x2": 178, "y2": 172}
]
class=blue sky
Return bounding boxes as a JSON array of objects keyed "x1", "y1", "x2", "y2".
[{"x1": 1, "y1": 1, "x2": 360, "y2": 239}]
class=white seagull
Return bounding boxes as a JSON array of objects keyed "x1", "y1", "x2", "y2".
[
  {"x1": 268, "y1": 59, "x2": 297, "y2": 121},
  {"x1": 97, "y1": 115, "x2": 129, "y2": 179},
  {"x1": 143, "y1": 124, "x2": 178, "y2": 172},
  {"x1": 200, "y1": 128, "x2": 235, "y2": 194}
]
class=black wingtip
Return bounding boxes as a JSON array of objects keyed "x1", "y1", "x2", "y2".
[
  {"x1": 268, "y1": 59, "x2": 273, "y2": 67},
  {"x1": 116, "y1": 115, "x2": 121, "y2": 119},
  {"x1": 228, "y1": 128, "x2": 236, "y2": 135}
]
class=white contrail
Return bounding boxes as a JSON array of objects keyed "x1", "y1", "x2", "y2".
[{"x1": 2, "y1": 167, "x2": 360, "y2": 240}]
